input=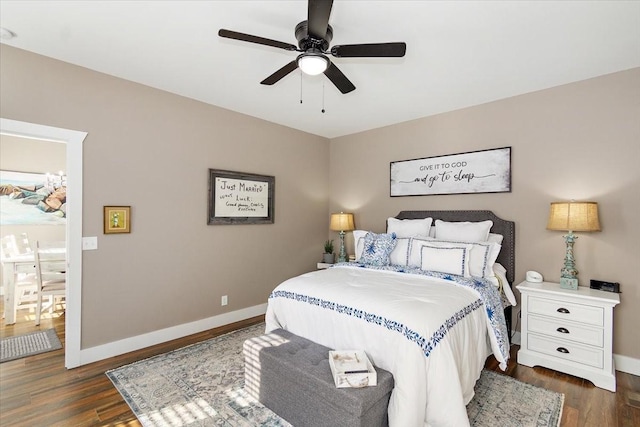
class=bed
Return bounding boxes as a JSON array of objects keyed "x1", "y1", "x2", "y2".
[{"x1": 265, "y1": 210, "x2": 516, "y2": 427}]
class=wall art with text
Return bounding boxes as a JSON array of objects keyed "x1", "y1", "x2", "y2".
[
  {"x1": 208, "y1": 169, "x2": 275, "y2": 225},
  {"x1": 390, "y1": 147, "x2": 511, "y2": 196}
]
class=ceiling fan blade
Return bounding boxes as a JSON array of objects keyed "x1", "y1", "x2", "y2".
[
  {"x1": 331, "y1": 42, "x2": 407, "y2": 58},
  {"x1": 260, "y1": 61, "x2": 299, "y2": 85},
  {"x1": 323, "y1": 62, "x2": 355, "y2": 94},
  {"x1": 219, "y1": 29, "x2": 297, "y2": 51},
  {"x1": 307, "y1": 0, "x2": 333, "y2": 39}
]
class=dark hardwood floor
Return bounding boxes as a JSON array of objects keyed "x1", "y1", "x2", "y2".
[{"x1": 1, "y1": 305, "x2": 639, "y2": 426}]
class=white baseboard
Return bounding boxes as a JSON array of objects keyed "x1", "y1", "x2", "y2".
[
  {"x1": 510, "y1": 330, "x2": 639, "y2": 377},
  {"x1": 614, "y1": 354, "x2": 640, "y2": 376},
  {"x1": 74, "y1": 310, "x2": 640, "y2": 378},
  {"x1": 77, "y1": 303, "x2": 267, "y2": 367}
]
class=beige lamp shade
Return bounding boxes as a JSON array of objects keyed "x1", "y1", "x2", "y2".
[
  {"x1": 547, "y1": 202, "x2": 601, "y2": 232},
  {"x1": 329, "y1": 212, "x2": 355, "y2": 232}
]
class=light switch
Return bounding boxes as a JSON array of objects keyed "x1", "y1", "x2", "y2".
[{"x1": 82, "y1": 236, "x2": 98, "y2": 250}]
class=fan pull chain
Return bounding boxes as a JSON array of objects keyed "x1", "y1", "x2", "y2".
[
  {"x1": 321, "y1": 82, "x2": 326, "y2": 113},
  {"x1": 300, "y1": 71, "x2": 303, "y2": 104}
]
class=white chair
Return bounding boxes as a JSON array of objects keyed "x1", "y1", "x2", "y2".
[
  {"x1": 13, "y1": 233, "x2": 33, "y2": 255},
  {"x1": 0, "y1": 233, "x2": 32, "y2": 259},
  {"x1": 34, "y1": 240, "x2": 66, "y2": 325},
  {"x1": 1, "y1": 233, "x2": 38, "y2": 310}
]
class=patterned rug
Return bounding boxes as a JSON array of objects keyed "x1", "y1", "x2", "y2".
[
  {"x1": 0, "y1": 328, "x2": 62, "y2": 363},
  {"x1": 107, "y1": 324, "x2": 564, "y2": 427},
  {"x1": 467, "y1": 370, "x2": 564, "y2": 427}
]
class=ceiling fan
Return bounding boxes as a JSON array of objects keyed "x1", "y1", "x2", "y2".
[{"x1": 218, "y1": 0, "x2": 406, "y2": 94}]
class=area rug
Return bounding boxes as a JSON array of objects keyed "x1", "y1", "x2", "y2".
[
  {"x1": 0, "y1": 328, "x2": 62, "y2": 363},
  {"x1": 467, "y1": 369, "x2": 564, "y2": 427},
  {"x1": 107, "y1": 324, "x2": 564, "y2": 427}
]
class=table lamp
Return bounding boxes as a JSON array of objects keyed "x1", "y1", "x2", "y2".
[
  {"x1": 330, "y1": 212, "x2": 355, "y2": 263},
  {"x1": 546, "y1": 201, "x2": 600, "y2": 290}
]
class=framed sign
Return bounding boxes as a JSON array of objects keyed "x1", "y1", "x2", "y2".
[
  {"x1": 390, "y1": 147, "x2": 511, "y2": 197},
  {"x1": 104, "y1": 206, "x2": 131, "y2": 234},
  {"x1": 208, "y1": 169, "x2": 275, "y2": 225}
]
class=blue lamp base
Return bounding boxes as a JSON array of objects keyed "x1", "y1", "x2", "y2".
[
  {"x1": 559, "y1": 231, "x2": 579, "y2": 290},
  {"x1": 560, "y1": 277, "x2": 578, "y2": 290},
  {"x1": 337, "y1": 231, "x2": 347, "y2": 263}
]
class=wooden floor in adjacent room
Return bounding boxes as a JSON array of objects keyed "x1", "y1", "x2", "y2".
[{"x1": 1, "y1": 308, "x2": 639, "y2": 427}]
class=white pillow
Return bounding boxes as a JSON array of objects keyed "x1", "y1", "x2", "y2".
[
  {"x1": 435, "y1": 220, "x2": 493, "y2": 242},
  {"x1": 409, "y1": 237, "x2": 500, "y2": 278},
  {"x1": 420, "y1": 244, "x2": 472, "y2": 276},
  {"x1": 389, "y1": 237, "x2": 411, "y2": 266},
  {"x1": 466, "y1": 240, "x2": 501, "y2": 278},
  {"x1": 491, "y1": 263, "x2": 517, "y2": 307},
  {"x1": 408, "y1": 238, "x2": 436, "y2": 268},
  {"x1": 488, "y1": 233, "x2": 504, "y2": 244},
  {"x1": 493, "y1": 261, "x2": 507, "y2": 278},
  {"x1": 353, "y1": 230, "x2": 369, "y2": 261},
  {"x1": 431, "y1": 224, "x2": 501, "y2": 243},
  {"x1": 387, "y1": 217, "x2": 432, "y2": 238}
]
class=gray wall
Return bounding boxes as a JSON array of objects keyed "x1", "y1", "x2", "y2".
[
  {"x1": 2, "y1": 44, "x2": 638, "y2": 363},
  {"x1": 329, "y1": 68, "x2": 640, "y2": 360},
  {"x1": 1, "y1": 46, "x2": 330, "y2": 348}
]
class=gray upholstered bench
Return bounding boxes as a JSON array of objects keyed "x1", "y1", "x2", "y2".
[{"x1": 244, "y1": 329, "x2": 394, "y2": 427}]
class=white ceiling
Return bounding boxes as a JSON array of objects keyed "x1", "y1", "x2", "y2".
[{"x1": 1, "y1": 1, "x2": 639, "y2": 138}]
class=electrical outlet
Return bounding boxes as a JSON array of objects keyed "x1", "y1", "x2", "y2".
[{"x1": 221, "y1": 295, "x2": 228, "y2": 306}]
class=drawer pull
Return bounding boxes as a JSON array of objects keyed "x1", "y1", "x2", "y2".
[
  {"x1": 556, "y1": 327, "x2": 570, "y2": 334},
  {"x1": 556, "y1": 307, "x2": 570, "y2": 314},
  {"x1": 556, "y1": 347, "x2": 570, "y2": 354}
]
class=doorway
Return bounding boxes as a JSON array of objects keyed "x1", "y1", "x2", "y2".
[{"x1": 0, "y1": 118, "x2": 86, "y2": 368}]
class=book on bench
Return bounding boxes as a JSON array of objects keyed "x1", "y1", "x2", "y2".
[{"x1": 328, "y1": 350, "x2": 377, "y2": 388}]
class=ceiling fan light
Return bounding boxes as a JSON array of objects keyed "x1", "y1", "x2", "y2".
[{"x1": 298, "y1": 53, "x2": 329, "y2": 76}]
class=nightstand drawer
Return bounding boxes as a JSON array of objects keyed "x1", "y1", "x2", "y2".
[
  {"x1": 528, "y1": 314, "x2": 604, "y2": 347},
  {"x1": 528, "y1": 296, "x2": 604, "y2": 327},
  {"x1": 528, "y1": 333, "x2": 604, "y2": 369}
]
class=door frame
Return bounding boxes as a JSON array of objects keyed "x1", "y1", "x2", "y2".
[{"x1": 0, "y1": 118, "x2": 86, "y2": 368}]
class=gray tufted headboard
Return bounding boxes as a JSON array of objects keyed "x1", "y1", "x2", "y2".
[{"x1": 394, "y1": 210, "x2": 516, "y2": 285}]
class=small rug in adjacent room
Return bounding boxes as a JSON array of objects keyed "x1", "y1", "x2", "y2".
[
  {"x1": 0, "y1": 328, "x2": 63, "y2": 363},
  {"x1": 107, "y1": 324, "x2": 564, "y2": 427}
]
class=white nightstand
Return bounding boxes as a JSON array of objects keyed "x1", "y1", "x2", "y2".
[
  {"x1": 317, "y1": 262, "x2": 333, "y2": 270},
  {"x1": 516, "y1": 281, "x2": 620, "y2": 392}
]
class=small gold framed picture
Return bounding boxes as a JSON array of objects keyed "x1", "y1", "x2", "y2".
[{"x1": 104, "y1": 206, "x2": 131, "y2": 234}]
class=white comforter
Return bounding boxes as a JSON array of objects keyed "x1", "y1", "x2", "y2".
[{"x1": 265, "y1": 265, "x2": 506, "y2": 427}]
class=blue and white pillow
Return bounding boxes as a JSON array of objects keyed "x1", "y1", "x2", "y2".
[
  {"x1": 420, "y1": 244, "x2": 471, "y2": 276},
  {"x1": 409, "y1": 237, "x2": 500, "y2": 278},
  {"x1": 360, "y1": 232, "x2": 397, "y2": 266}
]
